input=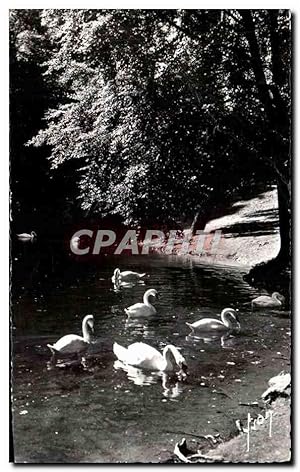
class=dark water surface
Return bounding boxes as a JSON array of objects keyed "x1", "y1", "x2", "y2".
[{"x1": 11, "y1": 255, "x2": 291, "y2": 463}]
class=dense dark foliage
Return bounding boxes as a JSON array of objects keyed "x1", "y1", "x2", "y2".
[{"x1": 10, "y1": 9, "x2": 291, "y2": 266}]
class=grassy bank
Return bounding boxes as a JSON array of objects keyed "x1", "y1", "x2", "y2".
[{"x1": 207, "y1": 397, "x2": 291, "y2": 463}]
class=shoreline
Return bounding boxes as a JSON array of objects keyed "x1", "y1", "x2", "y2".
[
  {"x1": 162, "y1": 189, "x2": 291, "y2": 464},
  {"x1": 160, "y1": 188, "x2": 280, "y2": 270},
  {"x1": 205, "y1": 396, "x2": 291, "y2": 463},
  {"x1": 171, "y1": 396, "x2": 291, "y2": 464}
]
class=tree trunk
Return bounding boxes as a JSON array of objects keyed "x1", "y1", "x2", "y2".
[{"x1": 240, "y1": 10, "x2": 291, "y2": 274}]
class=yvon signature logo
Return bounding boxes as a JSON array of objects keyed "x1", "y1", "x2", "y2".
[{"x1": 244, "y1": 411, "x2": 274, "y2": 452}]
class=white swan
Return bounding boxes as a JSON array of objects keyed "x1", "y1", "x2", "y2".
[
  {"x1": 47, "y1": 314, "x2": 94, "y2": 361},
  {"x1": 17, "y1": 231, "x2": 37, "y2": 242},
  {"x1": 251, "y1": 292, "x2": 285, "y2": 308},
  {"x1": 112, "y1": 268, "x2": 146, "y2": 284},
  {"x1": 124, "y1": 288, "x2": 158, "y2": 317},
  {"x1": 186, "y1": 308, "x2": 240, "y2": 333},
  {"x1": 113, "y1": 341, "x2": 187, "y2": 373}
]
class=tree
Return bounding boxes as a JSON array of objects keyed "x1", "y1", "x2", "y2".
[
  {"x1": 10, "y1": 9, "x2": 80, "y2": 237},
  {"x1": 159, "y1": 9, "x2": 291, "y2": 265},
  {"x1": 16, "y1": 9, "x2": 290, "y2": 270}
]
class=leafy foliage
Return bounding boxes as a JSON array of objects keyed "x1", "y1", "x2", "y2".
[{"x1": 11, "y1": 10, "x2": 291, "y2": 237}]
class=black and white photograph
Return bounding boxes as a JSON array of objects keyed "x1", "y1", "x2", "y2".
[{"x1": 9, "y1": 7, "x2": 292, "y2": 464}]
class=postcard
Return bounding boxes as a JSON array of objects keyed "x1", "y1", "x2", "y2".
[{"x1": 10, "y1": 9, "x2": 291, "y2": 464}]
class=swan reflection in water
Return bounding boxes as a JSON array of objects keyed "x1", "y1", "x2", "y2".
[
  {"x1": 124, "y1": 318, "x2": 154, "y2": 338},
  {"x1": 113, "y1": 281, "x2": 135, "y2": 292},
  {"x1": 113, "y1": 279, "x2": 145, "y2": 292},
  {"x1": 113, "y1": 360, "x2": 184, "y2": 399},
  {"x1": 186, "y1": 332, "x2": 239, "y2": 349}
]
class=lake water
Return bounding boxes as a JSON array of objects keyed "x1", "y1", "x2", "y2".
[{"x1": 11, "y1": 254, "x2": 291, "y2": 463}]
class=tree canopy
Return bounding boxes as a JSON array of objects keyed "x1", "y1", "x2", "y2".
[{"x1": 10, "y1": 9, "x2": 291, "y2": 260}]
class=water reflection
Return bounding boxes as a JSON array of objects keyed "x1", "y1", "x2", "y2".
[
  {"x1": 124, "y1": 318, "x2": 154, "y2": 338},
  {"x1": 12, "y1": 255, "x2": 291, "y2": 463},
  {"x1": 113, "y1": 280, "x2": 145, "y2": 292},
  {"x1": 162, "y1": 374, "x2": 184, "y2": 399},
  {"x1": 47, "y1": 357, "x2": 88, "y2": 371},
  {"x1": 113, "y1": 361, "x2": 184, "y2": 399},
  {"x1": 186, "y1": 332, "x2": 239, "y2": 349}
]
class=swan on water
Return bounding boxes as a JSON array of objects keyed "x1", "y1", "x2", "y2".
[
  {"x1": 113, "y1": 341, "x2": 187, "y2": 373},
  {"x1": 112, "y1": 268, "x2": 146, "y2": 284},
  {"x1": 251, "y1": 292, "x2": 285, "y2": 308},
  {"x1": 47, "y1": 314, "x2": 94, "y2": 363},
  {"x1": 186, "y1": 308, "x2": 240, "y2": 333},
  {"x1": 16, "y1": 231, "x2": 37, "y2": 242},
  {"x1": 124, "y1": 288, "x2": 158, "y2": 317}
]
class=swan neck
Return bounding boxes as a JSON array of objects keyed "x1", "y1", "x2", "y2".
[
  {"x1": 221, "y1": 310, "x2": 232, "y2": 328},
  {"x1": 82, "y1": 318, "x2": 91, "y2": 342},
  {"x1": 163, "y1": 346, "x2": 176, "y2": 370},
  {"x1": 273, "y1": 293, "x2": 281, "y2": 303},
  {"x1": 143, "y1": 292, "x2": 152, "y2": 306}
]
